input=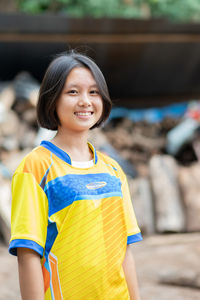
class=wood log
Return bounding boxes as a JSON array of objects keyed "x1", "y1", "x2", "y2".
[
  {"x1": 88, "y1": 128, "x2": 108, "y2": 149},
  {"x1": 16, "y1": 121, "x2": 29, "y2": 144},
  {"x1": 2, "y1": 149, "x2": 31, "y2": 173},
  {"x1": 13, "y1": 72, "x2": 39, "y2": 111},
  {"x1": 15, "y1": 121, "x2": 36, "y2": 149},
  {"x1": 0, "y1": 83, "x2": 15, "y2": 111},
  {"x1": 105, "y1": 127, "x2": 165, "y2": 152},
  {"x1": 149, "y1": 155, "x2": 186, "y2": 233},
  {"x1": 2, "y1": 136, "x2": 19, "y2": 151},
  {"x1": 20, "y1": 129, "x2": 36, "y2": 149},
  {"x1": 0, "y1": 110, "x2": 20, "y2": 137},
  {"x1": 22, "y1": 107, "x2": 37, "y2": 125},
  {"x1": 89, "y1": 128, "x2": 137, "y2": 177},
  {"x1": 178, "y1": 163, "x2": 200, "y2": 232},
  {"x1": 118, "y1": 149, "x2": 148, "y2": 168},
  {"x1": 120, "y1": 118, "x2": 134, "y2": 130},
  {"x1": 128, "y1": 176, "x2": 155, "y2": 235},
  {"x1": 131, "y1": 131, "x2": 166, "y2": 152},
  {"x1": 159, "y1": 268, "x2": 200, "y2": 289},
  {"x1": 106, "y1": 128, "x2": 133, "y2": 149}
]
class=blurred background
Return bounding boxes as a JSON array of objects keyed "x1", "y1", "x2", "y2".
[{"x1": 1, "y1": 1, "x2": 200, "y2": 299}]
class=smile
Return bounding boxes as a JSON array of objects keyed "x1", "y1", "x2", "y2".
[{"x1": 74, "y1": 112, "x2": 93, "y2": 116}]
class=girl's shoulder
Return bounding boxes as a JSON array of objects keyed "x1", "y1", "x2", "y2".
[
  {"x1": 97, "y1": 150, "x2": 125, "y2": 177},
  {"x1": 14, "y1": 145, "x2": 52, "y2": 175}
]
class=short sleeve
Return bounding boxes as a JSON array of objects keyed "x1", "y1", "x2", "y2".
[
  {"x1": 121, "y1": 171, "x2": 143, "y2": 245},
  {"x1": 9, "y1": 172, "x2": 48, "y2": 257}
]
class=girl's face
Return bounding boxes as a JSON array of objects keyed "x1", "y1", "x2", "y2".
[{"x1": 56, "y1": 67, "x2": 103, "y2": 134}]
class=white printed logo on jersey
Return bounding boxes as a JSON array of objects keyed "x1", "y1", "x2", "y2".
[{"x1": 86, "y1": 181, "x2": 107, "y2": 190}]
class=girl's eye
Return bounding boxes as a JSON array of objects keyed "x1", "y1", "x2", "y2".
[
  {"x1": 68, "y1": 90, "x2": 78, "y2": 94},
  {"x1": 90, "y1": 90, "x2": 99, "y2": 95}
]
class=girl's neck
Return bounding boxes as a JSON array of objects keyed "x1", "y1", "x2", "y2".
[{"x1": 51, "y1": 129, "x2": 93, "y2": 162}]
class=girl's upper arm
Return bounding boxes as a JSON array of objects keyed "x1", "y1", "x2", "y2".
[{"x1": 9, "y1": 171, "x2": 48, "y2": 257}]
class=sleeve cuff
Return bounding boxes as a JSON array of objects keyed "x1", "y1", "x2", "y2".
[
  {"x1": 9, "y1": 239, "x2": 44, "y2": 257},
  {"x1": 127, "y1": 232, "x2": 143, "y2": 244}
]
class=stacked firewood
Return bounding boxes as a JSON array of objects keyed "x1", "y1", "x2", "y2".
[
  {"x1": 0, "y1": 73, "x2": 39, "y2": 243},
  {"x1": 0, "y1": 72, "x2": 39, "y2": 155}
]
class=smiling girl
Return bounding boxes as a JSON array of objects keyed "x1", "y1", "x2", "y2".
[{"x1": 9, "y1": 51, "x2": 142, "y2": 300}]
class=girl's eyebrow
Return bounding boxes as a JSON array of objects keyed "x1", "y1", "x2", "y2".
[
  {"x1": 64, "y1": 83, "x2": 98, "y2": 89},
  {"x1": 64, "y1": 84, "x2": 79, "y2": 89}
]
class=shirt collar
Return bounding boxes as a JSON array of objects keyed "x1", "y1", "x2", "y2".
[{"x1": 40, "y1": 140, "x2": 98, "y2": 166}]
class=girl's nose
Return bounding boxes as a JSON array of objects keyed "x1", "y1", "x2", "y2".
[{"x1": 78, "y1": 93, "x2": 91, "y2": 106}]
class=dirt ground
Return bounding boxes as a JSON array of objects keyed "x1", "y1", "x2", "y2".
[
  {"x1": 134, "y1": 233, "x2": 200, "y2": 300},
  {"x1": 0, "y1": 233, "x2": 200, "y2": 300}
]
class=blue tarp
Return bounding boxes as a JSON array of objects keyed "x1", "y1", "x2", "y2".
[{"x1": 109, "y1": 102, "x2": 189, "y2": 123}]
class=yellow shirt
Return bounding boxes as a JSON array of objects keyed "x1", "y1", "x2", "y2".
[{"x1": 9, "y1": 141, "x2": 142, "y2": 300}]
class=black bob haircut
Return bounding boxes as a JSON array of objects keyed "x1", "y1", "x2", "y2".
[{"x1": 37, "y1": 51, "x2": 112, "y2": 130}]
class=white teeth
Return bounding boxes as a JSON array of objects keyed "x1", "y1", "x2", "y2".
[{"x1": 75, "y1": 112, "x2": 92, "y2": 116}]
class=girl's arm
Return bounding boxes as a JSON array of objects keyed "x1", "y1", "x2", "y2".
[
  {"x1": 122, "y1": 245, "x2": 141, "y2": 300},
  {"x1": 17, "y1": 248, "x2": 45, "y2": 300}
]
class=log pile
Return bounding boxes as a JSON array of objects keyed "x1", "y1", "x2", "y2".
[
  {"x1": 0, "y1": 72, "x2": 200, "y2": 246},
  {"x1": 0, "y1": 73, "x2": 39, "y2": 243},
  {"x1": 0, "y1": 72, "x2": 39, "y2": 154}
]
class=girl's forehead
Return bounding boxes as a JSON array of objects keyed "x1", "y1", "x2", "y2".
[{"x1": 65, "y1": 67, "x2": 97, "y2": 87}]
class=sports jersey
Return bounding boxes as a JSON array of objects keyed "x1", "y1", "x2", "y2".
[{"x1": 9, "y1": 140, "x2": 142, "y2": 300}]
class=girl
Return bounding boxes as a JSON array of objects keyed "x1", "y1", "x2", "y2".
[{"x1": 9, "y1": 51, "x2": 142, "y2": 300}]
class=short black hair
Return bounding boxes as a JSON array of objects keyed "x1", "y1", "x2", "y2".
[{"x1": 37, "y1": 50, "x2": 112, "y2": 130}]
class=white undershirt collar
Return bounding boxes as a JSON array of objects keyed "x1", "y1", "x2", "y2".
[{"x1": 71, "y1": 159, "x2": 94, "y2": 168}]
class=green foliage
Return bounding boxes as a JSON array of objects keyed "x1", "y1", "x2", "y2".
[
  {"x1": 17, "y1": 0, "x2": 143, "y2": 18},
  {"x1": 17, "y1": 0, "x2": 200, "y2": 22},
  {"x1": 18, "y1": 0, "x2": 51, "y2": 14},
  {"x1": 148, "y1": 0, "x2": 200, "y2": 21},
  {"x1": 58, "y1": 0, "x2": 143, "y2": 18}
]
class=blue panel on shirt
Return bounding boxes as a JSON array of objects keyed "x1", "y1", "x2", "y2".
[
  {"x1": 44, "y1": 173, "x2": 122, "y2": 216},
  {"x1": 127, "y1": 232, "x2": 143, "y2": 244},
  {"x1": 44, "y1": 219, "x2": 58, "y2": 258},
  {"x1": 9, "y1": 239, "x2": 44, "y2": 257}
]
